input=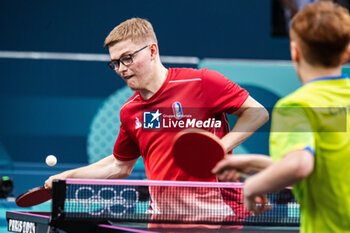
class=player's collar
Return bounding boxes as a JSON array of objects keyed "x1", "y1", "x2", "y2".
[{"x1": 306, "y1": 74, "x2": 349, "y2": 84}]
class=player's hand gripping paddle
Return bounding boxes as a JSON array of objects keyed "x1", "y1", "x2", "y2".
[
  {"x1": 16, "y1": 186, "x2": 52, "y2": 207},
  {"x1": 172, "y1": 129, "x2": 226, "y2": 179}
]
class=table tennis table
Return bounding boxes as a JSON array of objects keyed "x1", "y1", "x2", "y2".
[
  {"x1": 7, "y1": 179, "x2": 301, "y2": 233},
  {"x1": 6, "y1": 211, "x2": 299, "y2": 233}
]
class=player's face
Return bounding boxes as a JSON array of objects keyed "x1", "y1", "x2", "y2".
[{"x1": 108, "y1": 39, "x2": 151, "y2": 91}]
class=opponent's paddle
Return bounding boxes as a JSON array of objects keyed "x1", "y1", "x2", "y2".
[
  {"x1": 172, "y1": 129, "x2": 227, "y2": 179},
  {"x1": 16, "y1": 186, "x2": 51, "y2": 207}
]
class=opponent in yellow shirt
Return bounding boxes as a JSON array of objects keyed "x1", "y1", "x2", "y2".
[
  {"x1": 213, "y1": 2, "x2": 350, "y2": 232},
  {"x1": 270, "y1": 76, "x2": 350, "y2": 233}
]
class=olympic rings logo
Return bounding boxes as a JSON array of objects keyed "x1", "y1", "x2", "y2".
[{"x1": 73, "y1": 186, "x2": 139, "y2": 216}]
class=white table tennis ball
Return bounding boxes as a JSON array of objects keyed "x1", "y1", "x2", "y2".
[{"x1": 46, "y1": 155, "x2": 57, "y2": 166}]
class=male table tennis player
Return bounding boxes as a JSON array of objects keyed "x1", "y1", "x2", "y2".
[
  {"x1": 45, "y1": 18, "x2": 268, "y2": 218},
  {"x1": 213, "y1": 2, "x2": 350, "y2": 232}
]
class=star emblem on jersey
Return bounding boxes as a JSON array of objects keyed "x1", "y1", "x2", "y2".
[{"x1": 143, "y1": 110, "x2": 162, "y2": 129}]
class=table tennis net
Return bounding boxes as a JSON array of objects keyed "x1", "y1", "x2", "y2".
[{"x1": 52, "y1": 179, "x2": 300, "y2": 226}]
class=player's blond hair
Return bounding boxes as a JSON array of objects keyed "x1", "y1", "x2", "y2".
[
  {"x1": 290, "y1": 1, "x2": 350, "y2": 67},
  {"x1": 104, "y1": 18, "x2": 158, "y2": 48}
]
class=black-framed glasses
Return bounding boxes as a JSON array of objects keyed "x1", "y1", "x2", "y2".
[{"x1": 107, "y1": 45, "x2": 149, "y2": 70}]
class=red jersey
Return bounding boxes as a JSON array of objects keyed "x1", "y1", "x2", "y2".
[
  {"x1": 113, "y1": 68, "x2": 249, "y2": 181},
  {"x1": 114, "y1": 67, "x2": 250, "y2": 220}
]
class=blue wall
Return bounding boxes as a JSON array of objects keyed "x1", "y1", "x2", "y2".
[
  {"x1": 0, "y1": 0, "x2": 292, "y2": 165},
  {"x1": 0, "y1": 0, "x2": 290, "y2": 59},
  {"x1": 0, "y1": 0, "x2": 294, "y2": 195}
]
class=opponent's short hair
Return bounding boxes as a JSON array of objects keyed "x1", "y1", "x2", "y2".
[
  {"x1": 291, "y1": 1, "x2": 350, "y2": 67},
  {"x1": 104, "y1": 18, "x2": 157, "y2": 48}
]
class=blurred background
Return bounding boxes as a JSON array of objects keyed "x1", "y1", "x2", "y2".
[{"x1": 1, "y1": 1, "x2": 350, "y2": 229}]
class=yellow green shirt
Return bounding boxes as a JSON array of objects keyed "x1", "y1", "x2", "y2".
[{"x1": 270, "y1": 75, "x2": 350, "y2": 233}]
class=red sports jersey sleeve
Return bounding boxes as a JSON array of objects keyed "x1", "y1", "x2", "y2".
[
  {"x1": 113, "y1": 122, "x2": 140, "y2": 161},
  {"x1": 202, "y1": 69, "x2": 249, "y2": 114}
]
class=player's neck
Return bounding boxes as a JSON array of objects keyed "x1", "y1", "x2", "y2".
[
  {"x1": 139, "y1": 65, "x2": 168, "y2": 100},
  {"x1": 298, "y1": 63, "x2": 342, "y2": 84}
]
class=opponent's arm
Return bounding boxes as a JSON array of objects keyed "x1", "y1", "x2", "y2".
[
  {"x1": 220, "y1": 96, "x2": 269, "y2": 152},
  {"x1": 44, "y1": 155, "x2": 138, "y2": 189},
  {"x1": 243, "y1": 149, "x2": 314, "y2": 213}
]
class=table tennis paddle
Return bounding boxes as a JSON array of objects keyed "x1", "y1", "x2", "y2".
[
  {"x1": 173, "y1": 128, "x2": 249, "y2": 180},
  {"x1": 16, "y1": 186, "x2": 52, "y2": 207},
  {"x1": 172, "y1": 128, "x2": 227, "y2": 179}
]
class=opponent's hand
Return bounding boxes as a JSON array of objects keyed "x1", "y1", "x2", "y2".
[
  {"x1": 244, "y1": 193, "x2": 271, "y2": 214},
  {"x1": 44, "y1": 173, "x2": 67, "y2": 189},
  {"x1": 243, "y1": 177, "x2": 272, "y2": 214}
]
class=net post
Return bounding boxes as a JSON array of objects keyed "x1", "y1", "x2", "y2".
[{"x1": 51, "y1": 179, "x2": 66, "y2": 221}]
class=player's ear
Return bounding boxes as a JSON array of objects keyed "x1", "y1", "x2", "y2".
[
  {"x1": 149, "y1": 43, "x2": 158, "y2": 60},
  {"x1": 290, "y1": 41, "x2": 300, "y2": 63},
  {"x1": 341, "y1": 44, "x2": 350, "y2": 65}
]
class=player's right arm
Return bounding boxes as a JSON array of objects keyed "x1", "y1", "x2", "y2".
[
  {"x1": 44, "y1": 155, "x2": 138, "y2": 189},
  {"x1": 212, "y1": 154, "x2": 273, "y2": 181}
]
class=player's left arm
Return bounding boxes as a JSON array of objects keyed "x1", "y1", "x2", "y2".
[
  {"x1": 243, "y1": 149, "x2": 314, "y2": 213},
  {"x1": 220, "y1": 96, "x2": 269, "y2": 152}
]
